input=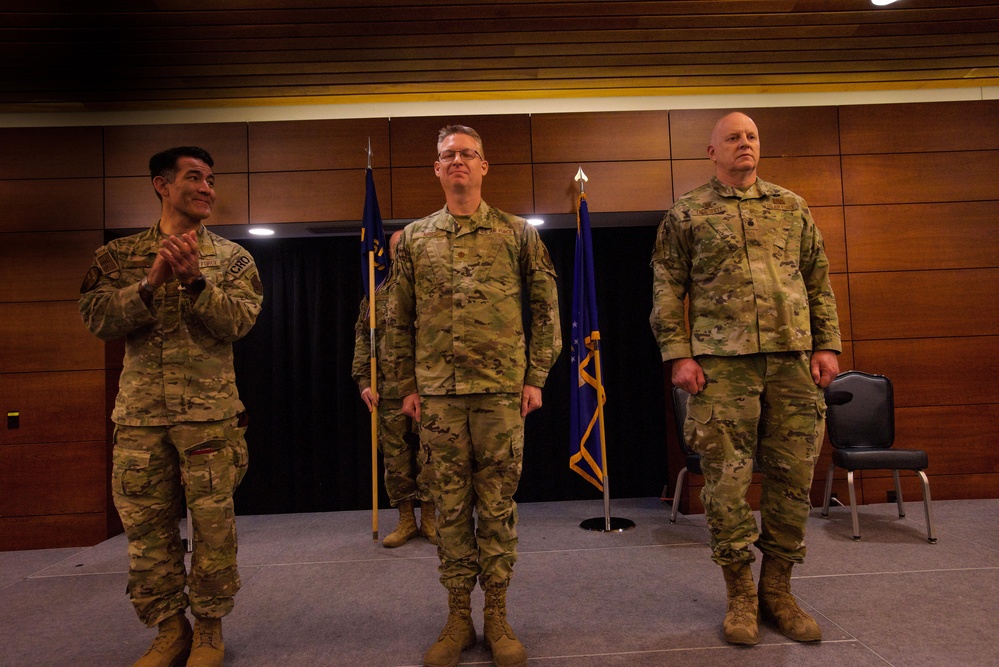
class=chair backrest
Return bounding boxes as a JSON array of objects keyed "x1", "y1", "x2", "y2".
[
  {"x1": 670, "y1": 386, "x2": 695, "y2": 456},
  {"x1": 826, "y1": 371, "x2": 895, "y2": 450}
]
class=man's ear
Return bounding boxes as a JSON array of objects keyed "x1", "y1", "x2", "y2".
[
  {"x1": 152, "y1": 175, "x2": 170, "y2": 198},
  {"x1": 479, "y1": 159, "x2": 489, "y2": 177}
]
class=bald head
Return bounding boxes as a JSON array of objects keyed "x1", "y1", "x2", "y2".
[
  {"x1": 389, "y1": 229, "x2": 403, "y2": 259},
  {"x1": 707, "y1": 112, "x2": 760, "y2": 188}
]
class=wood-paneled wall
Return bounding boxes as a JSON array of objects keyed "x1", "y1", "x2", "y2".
[{"x1": 3, "y1": 100, "x2": 997, "y2": 549}]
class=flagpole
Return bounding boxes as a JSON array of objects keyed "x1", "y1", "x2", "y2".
[
  {"x1": 367, "y1": 138, "x2": 379, "y2": 542},
  {"x1": 573, "y1": 167, "x2": 635, "y2": 534}
]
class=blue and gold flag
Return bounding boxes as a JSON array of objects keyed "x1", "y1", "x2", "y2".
[
  {"x1": 360, "y1": 168, "x2": 390, "y2": 296},
  {"x1": 569, "y1": 193, "x2": 606, "y2": 491}
]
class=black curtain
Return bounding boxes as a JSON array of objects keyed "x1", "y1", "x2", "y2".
[{"x1": 233, "y1": 225, "x2": 667, "y2": 515}]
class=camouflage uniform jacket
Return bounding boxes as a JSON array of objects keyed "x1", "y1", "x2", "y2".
[
  {"x1": 79, "y1": 223, "x2": 263, "y2": 426},
  {"x1": 350, "y1": 277, "x2": 403, "y2": 399},
  {"x1": 650, "y1": 177, "x2": 841, "y2": 362},
  {"x1": 386, "y1": 201, "x2": 562, "y2": 396}
]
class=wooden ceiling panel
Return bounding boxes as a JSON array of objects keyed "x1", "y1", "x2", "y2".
[{"x1": 1, "y1": 1, "x2": 997, "y2": 110}]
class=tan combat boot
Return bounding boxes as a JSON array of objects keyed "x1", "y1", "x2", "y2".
[
  {"x1": 721, "y1": 561, "x2": 759, "y2": 645},
  {"x1": 186, "y1": 616, "x2": 224, "y2": 667},
  {"x1": 758, "y1": 555, "x2": 822, "y2": 642},
  {"x1": 383, "y1": 500, "x2": 419, "y2": 548},
  {"x1": 482, "y1": 581, "x2": 527, "y2": 667},
  {"x1": 133, "y1": 612, "x2": 192, "y2": 667},
  {"x1": 420, "y1": 499, "x2": 438, "y2": 545},
  {"x1": 423, "y1": 588, "x2": 476, "y2": 667}
]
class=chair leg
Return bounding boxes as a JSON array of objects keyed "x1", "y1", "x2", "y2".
[
  {"x1": 847, "y1": 470, "x2": 861, "y2": 541},
  {"x1": 892, "y1": 470, "x2": 906, "y2": 517},
  {"x1": 821, "y1": 463, "x2": 835, "y2": 517},
  {"x1": 186, "y1": 506, "x2": 194, "y2": 553},
  {"x1": 916, "y1": 470, "x2": 937, "y2": 544},
  {"x1": 670, "y1": 468, "x2": 687, "y2": 524}
]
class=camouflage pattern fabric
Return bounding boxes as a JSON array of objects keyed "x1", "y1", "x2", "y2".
[
  {"x1": 80, "y1": 223, "x2": 263, "y2": 426},
  {"x1": 650, "y1": 177, "x2": 841, "y2": 362},
  {"x1": 684, "y1": 353, "x2": 826, "y2": 566},
  {"x1": 421, "y1": 393, "x2": 524, "y2": 591},
  {"x1": 377, "y1": 396, "x2": 432, "y2": 505},
  {"x1": 112, "y1": 417, "x2": 249, "y2": 626},
  {"x1": 351, "y1": 277, "x2": 403, "y2": 399},
  {"x1": 385, "y1": 201, "x2": 562, "y2": 396}
]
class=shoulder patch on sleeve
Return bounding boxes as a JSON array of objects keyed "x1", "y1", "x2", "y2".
[
  {"x1": 95, "y1": 248, "x2": 120, "y2": 279},
  {"x1": 80, "y1": 266, "x2": 101, "y2": 293},
  {"x1": 228, "y1": 254, "x2": 253, "y2": 278}
]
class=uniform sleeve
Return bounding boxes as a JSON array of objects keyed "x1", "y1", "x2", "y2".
[
  {"x1": 384, "y1": 231, "x2": 419, "y2": 397},
  {"x1": 79, "y1": 244, "x2": 157, "y2": 341},
  {"x1": 187, "y1": 246, "x2": 263, "y2": 343},
  {"x1": 351, "y1": 296, "x2": 372, "y2": 391},
  {"x1": 798, "y1": 204, "x2": 842, "y2": 353},
  {"x1": 649, "y1": 207, "x2": 694, "y2": 362},
  {"x1": 521, "y1": 224, "x2": 562, "y2": 387}
]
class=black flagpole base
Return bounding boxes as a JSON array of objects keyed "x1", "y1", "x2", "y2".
[{"x1": 579, "y1": 517, "x2": 636, "y2": 532}]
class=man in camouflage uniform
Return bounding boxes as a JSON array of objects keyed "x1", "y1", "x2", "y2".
[
  {"x1": 80, "y1": 146, "x2": 263, "y2": 667},
  {"x1": 352, "y1": 229, "x2": 436, "y2": 548},
  {"x1": 386, "y1": 125, "x2": 561, "y2": 667},
  {"x1": 649, "y1": 112, "x2": 841, "y2": 646}
]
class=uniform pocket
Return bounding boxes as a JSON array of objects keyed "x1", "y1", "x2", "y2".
[{"x1": 112, "y1": 447, "x2": 154, "y2": 497}]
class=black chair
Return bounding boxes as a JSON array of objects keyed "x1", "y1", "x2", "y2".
[
  {"x1": 667, "y1": 385, "x2": 761, "y2": 523},
  {"x1": 820, "y1": 370, "x2": 936, "y2": 543}
]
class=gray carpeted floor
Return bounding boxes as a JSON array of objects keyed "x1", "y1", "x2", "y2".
[{"x1": 2, "y1": 497, "x2": 997, "y2": 666}]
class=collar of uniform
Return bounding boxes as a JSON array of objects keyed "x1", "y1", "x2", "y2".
[
  {"x1": 438, "y1": 200, "x2": 493, "y2": 234},
  {"x1": 709, "y1": 176, "x2": 771, "y2": 201}
]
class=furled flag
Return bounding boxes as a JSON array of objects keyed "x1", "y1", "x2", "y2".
[
  {"x1": 360, "y1": 168, "x2": 390, "y2": 296},
  {"x1": 569, "y1": 193, "x2": 606, "y2": 491}
]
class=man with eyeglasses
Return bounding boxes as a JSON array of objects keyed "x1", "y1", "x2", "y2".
[{"x1": 386, "y1": 125, "x2": 561, "y2": 667}]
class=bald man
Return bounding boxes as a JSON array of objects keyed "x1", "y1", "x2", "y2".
[{"x1": 650, "y1": 112, "x2": 841, "y2": 645}]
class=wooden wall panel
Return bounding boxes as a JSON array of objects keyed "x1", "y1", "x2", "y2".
[
  {"x1": 391, "y1": 164, "x2": 534, "y2": 220},
  {"x1": 0, "y1": 231, "x2": 104, "y2": 303},
  {"x1": 0, "y1": 302, "x2": 103, "y2": 373},
  {"x1": 844, "y1": 202, "x2": 999, "y2": 273},
  {"x1": 0, "y1": 371, "x2": 106, "y2": 446},
  {"x1": 812, "y1": 206, "x2": 846, "y2": 273},
  {"x1": 249, "y1": 118, "x2": 390, "y2": 172},
  {"x1": 0, "y1": 514, "x2": 108, "y2": 551},
  {"x1": 0, "y1": 126, "x2": 103, "y2": 179},
  {"x1": 0, "y1": 179, "x2": 104, "y2": 233},
  {"x1": 840, "y1": 100, "x2": 999, "y2": 155},
  {"x1": 669, "y1": 107, "x2": 840, "y2": 160},
  {"x1": 850, "y1": 269, "x2": 999, "y2": 340},
  {"x1": 532, "y1": 110, "x2": 670, "y2": 162},
  {"x1": 853, "y1": 337, "x2": 999, "y2": 407},
  {"x1": 895, "y1": 405, "x2": 999, "y2": 475},
  {"x1": 104, "y1": 123, "x2": 248, "y2": 176},
  {"x1": 389, "y1": 115, "x2": 532, "y2": 167},
  {"x1": 671, "y1": 157, "x2": 842, "y2": 207},
  {"x1": 862, "y1": 473, "x2": 998, "y2": 504},
  {"x1": 533, "y1": 161, "x2": 670, "y2": 215},
  {"x1": 249, "y1": 168, "x2": 391, "y2": 224},
  {"x1": 843, "y1": 152, "x2": 999, "y2": 205},
  {"x1": 105, "y1": 173, "x2": 249, "y2": 229},
  {"x1": 0, "y1": 441, "x2": 106, "y2": 516}
]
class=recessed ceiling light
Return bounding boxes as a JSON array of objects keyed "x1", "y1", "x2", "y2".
[
  {"x1": 526, "y1": 218, "x2": 544, "y2": 226},
  {"x1": 871, "y1": 0, "x2": 899, "y2": 6},
  {"x1": 248, "y1": 227, "x2": 275, "y2": 236}
]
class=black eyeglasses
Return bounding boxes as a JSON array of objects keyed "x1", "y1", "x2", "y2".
[{"x1": 437, "y1": 148, "x2": 482, "y2": 163}]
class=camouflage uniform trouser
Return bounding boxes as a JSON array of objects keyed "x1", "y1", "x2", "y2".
[
  {"x1": 684, "y1": 352, "x2": 826, "y2": 566},
  {"x1": 111, "y1": 416, "x2": 249, "y2": 627},
  {"x1": 378, "y1": 397, "x2": 432, "y2": 506},
  {"x1": 421, "y1": 393, "x2": 523, "y2": 592}
]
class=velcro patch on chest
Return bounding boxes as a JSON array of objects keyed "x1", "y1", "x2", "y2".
[{"x1": 689, "y1": 206, "x2": 727, "y2": 216}]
